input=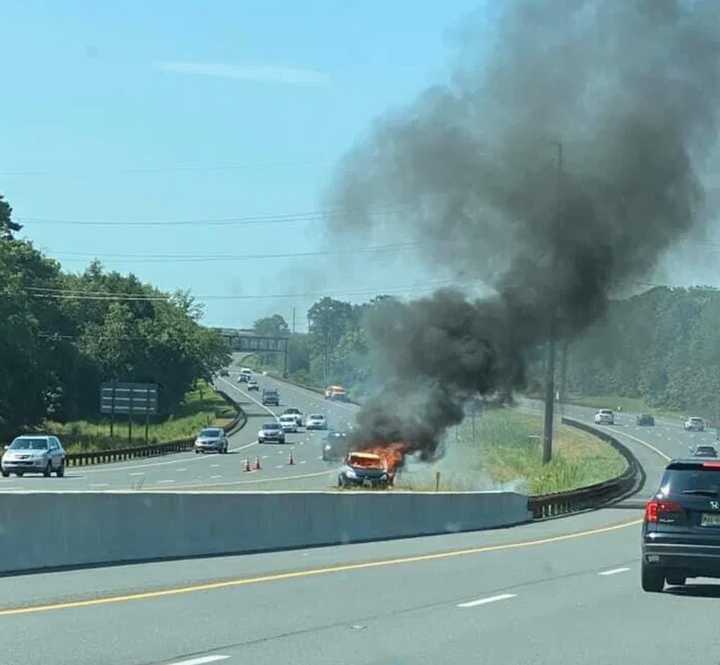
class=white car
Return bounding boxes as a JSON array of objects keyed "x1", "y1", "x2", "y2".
[
  {"x1": 306, "y1": 414, "x2": 327, "y2": 430},
  {"x1": 279, "y1": 414, "x2": 298, "y2": 433},
  {"x1": 594, "y1": 409, "x2": 614, "y2": 425},
  {"x1": 684, "y1": 417, "x2": 705, "y2": 432}
]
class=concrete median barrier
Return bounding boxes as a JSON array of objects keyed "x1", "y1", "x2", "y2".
[{"x1": 0, "y1": 490, "x2": 531, "y2": 574}]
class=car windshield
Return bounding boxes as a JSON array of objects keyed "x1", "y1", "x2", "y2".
[
  {"x1": 10, "y1": 438, "x2": 48, "y2": 450},
  {"x1": 263, "y1": 423, "x2": 281, "y2": 430},
  {"x1": 309, "y1": 414, "x2": 323, "y2": 420},
  {"x1": 199, "y1": 429, "x2": 222, "y2": 438}
]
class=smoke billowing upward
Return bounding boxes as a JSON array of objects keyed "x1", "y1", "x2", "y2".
[{"x1": 330, "y1": 0, "x2": 720, "y2": 458}]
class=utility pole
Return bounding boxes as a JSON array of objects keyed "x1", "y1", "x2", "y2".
[
  {"x1": 292, "y1": 306, "x2": 296, "y2": 334},
  {"x1": 558, "y1": 340, "x2": 569, "y2": 414},
  {"x1": 543, "y1": 140, "x2": 563, "y2": 464}
]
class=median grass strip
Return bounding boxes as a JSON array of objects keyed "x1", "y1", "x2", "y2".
[
  {"x1": 45, "y1": 382, "x2": 237, "y2": 453},
  {"x1": 397, "y1": 408, "x2": 627, "y2": 495}
]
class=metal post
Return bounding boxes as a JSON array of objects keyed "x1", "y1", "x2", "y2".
[
  {"x1": 110, "y1": 381, "x2": 116, "y2": 439},
  {"x1": 542, "y1": 326, "x2": 556, "y2": 464},
  {"x1": 559, "y1": 340, "x2": 569, "y2": 416},
  {"x1": 543, "y1": 139, "x2": 563, "y2": 465},
  {"x1": 283, "y1": 340, "x2": 289, "y2": 378},
  {"x1": 144, "y1": 389, "x2": 150, "y2": 443},
  {"x1": 128, "y1": 390, "x2": 133, "y2": 446}
]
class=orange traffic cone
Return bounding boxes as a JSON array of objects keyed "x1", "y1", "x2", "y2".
[
  {"x1": 244, "y1": 458, "x2": 251, "y2": 472},
  {"x1": 289, "y1": 450, "x2": 294, "y2": 465},
  {"x1": 255, "y1": 456, "x2": 261, "y2": 470}
]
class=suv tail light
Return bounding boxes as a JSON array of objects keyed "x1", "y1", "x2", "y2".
[{"x1": 645, "y1": 499, "x2": 683, "y2": 523}]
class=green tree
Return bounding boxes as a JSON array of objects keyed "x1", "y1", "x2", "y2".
[{"x1": 0, "y1": 195, "x2": 22, "y2": 240}]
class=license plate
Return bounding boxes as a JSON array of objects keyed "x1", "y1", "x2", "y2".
[{"x1": 701, "y1": 513, "x2": 720, "y2": 527}]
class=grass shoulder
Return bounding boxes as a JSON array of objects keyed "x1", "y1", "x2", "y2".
[
  {"x1": 46, "y1": 381, "x2": 236, "y2": 453},
  {"x1": 398, "y1": 408, "x2": 626, "y2": 495}
]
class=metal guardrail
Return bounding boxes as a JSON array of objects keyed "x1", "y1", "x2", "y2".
[
  {"x1": 65, "y1": 390, "x2": 246, "y2": 468},
  {"x1": 528, "y1": 416, "x2": 644, "y2": 519}
]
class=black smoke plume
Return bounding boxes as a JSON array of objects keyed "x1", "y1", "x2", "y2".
[{"x1": 331, "y1": 0, "x2": 720, "y2": 457}]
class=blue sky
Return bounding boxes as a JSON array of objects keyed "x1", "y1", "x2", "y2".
[{"x1": 0, "y1": 0, "x2": 486, "y2": 329}]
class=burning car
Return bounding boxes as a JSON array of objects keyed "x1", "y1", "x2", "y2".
[{"x1": 337, "y1": 443, "x2": 408, "y2": 489}]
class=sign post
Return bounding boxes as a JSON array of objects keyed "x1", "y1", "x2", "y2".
[{"x1": 100, "y1": 383, "x2": 159, "y2": 445}]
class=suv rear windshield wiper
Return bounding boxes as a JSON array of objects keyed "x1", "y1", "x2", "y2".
[{"x1": 681, "y1": 489, "x2": 720, "y2": 497}]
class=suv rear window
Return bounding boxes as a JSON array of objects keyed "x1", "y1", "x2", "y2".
[{"x1": 660, "y1": 463, "x2": 720, "y2": 494}]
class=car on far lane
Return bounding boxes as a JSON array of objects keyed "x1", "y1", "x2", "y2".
[
  {"x1": 636, "y1": 414, "x2": 655, "y2": 426},
  {"x1": 283, "y1": 408, "x2": 304, "y2": 427},
  {"x1": 594, "y1": 409, "x2": 615, "y2": 425},
  {"x1": 1, "y1": 435, "x2": 65, "y2": 478},
  {"x1": 684, "y1": 416, "x2": 706, "y2": 432},
  {"x1": 322, "y1": 430, "x2": 351, "y2": 461},
  {"x1": 642, "y1": 458, "x2": 720, "y2": 592},
  {"x1": 691, "y1": 445, "x2": 718, "y2": 458},
  {"x1": 247, "y1": 379, "x2": 259, "y2": 392},
  {"x1": 262, "y1": 389, "x2": 280, "y2": 406},
  {"x1": 306, "y1": 414, "x2": 327, "y2": 430},
  {"x1": 258, "y1": 422, "x2": 286, "y2": 444},
  {"x1": 279, "y1": 414, "x2": 298, "y2": 433},
  {"x1": 193, "y1": 427, "x2": 228, "y2": 454}
]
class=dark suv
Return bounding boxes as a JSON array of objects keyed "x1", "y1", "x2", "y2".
[{"x1": 642, "y1": 459, "x2": 720, "y2": 592}]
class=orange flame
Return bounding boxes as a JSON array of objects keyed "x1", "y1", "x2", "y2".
[{"x1": 357, "y1": 441, "x2": 411, "y2": 475}]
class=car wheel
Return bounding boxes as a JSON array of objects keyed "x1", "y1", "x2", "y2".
[
  {"x1": 43, "y1": 462, "x2": 52, "y2": 478},
  {"x1": 641, "y1": 563, "x2": 665, "y2": 592},
  {"x1": 666, "y1": 574, "x2": 686, "y2": 586},
  {"x1": 1, "y1": 470, "x2": 9, "y2": 478},
  {"x1": 56, "y1": 463, "x2": 65, "y2": 478},
  {"x1": 195, "y1": 449, "x2": 200, "y2": 454},
  {"x1": 16, "y1": 472, "x2": 23, "y2": 477},
  {"x1": 338, "y1": 475, "x2": 345, "y2": 488}
]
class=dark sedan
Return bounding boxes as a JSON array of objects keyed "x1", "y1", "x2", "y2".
[
  {"x1": 636, "y1": 414, "x2": 655, "y2": 426},
  {"x1": 642, "y1": 458, "x2": 720, "y2": 592}
]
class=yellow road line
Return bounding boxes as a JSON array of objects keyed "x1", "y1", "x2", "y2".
[{"x1": 0, "y1": 517, "x2": 641, "y2": 617}]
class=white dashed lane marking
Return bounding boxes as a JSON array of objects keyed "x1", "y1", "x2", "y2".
[
  {"x1": 599, "y1": 567, "x2": 630, "y2": 576},
  {"x1": 458, "y1": 593, "x2": 517, "y2": 608}
]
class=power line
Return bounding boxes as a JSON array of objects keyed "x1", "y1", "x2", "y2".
[
  {"x1": 23, "y1": 278, "x2": 459, "y2": 302},
  {"x1": 14, "y1": 203, "x2": 409, "y2": 227},
  {"x1": 43, "y1": 241, "x2": 423, "y2": 264}
]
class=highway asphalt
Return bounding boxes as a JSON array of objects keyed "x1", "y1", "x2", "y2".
[
  {"x1": 3, "y1": 393, "x2": 718, "y2": 664},
  {"x1": 0, "y1": 372, "x2": 359, "y2": 493}
]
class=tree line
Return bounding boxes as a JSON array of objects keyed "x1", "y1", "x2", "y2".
[
  {"x1": 554, "y1": 286, "x2": 720, "y2": 414},
  {"x1": 256, "y1": 285, "x2": 720, "y2": 416},
  {"x1": 0, "y1": 195, "x2": 229, "y2": 438}
]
